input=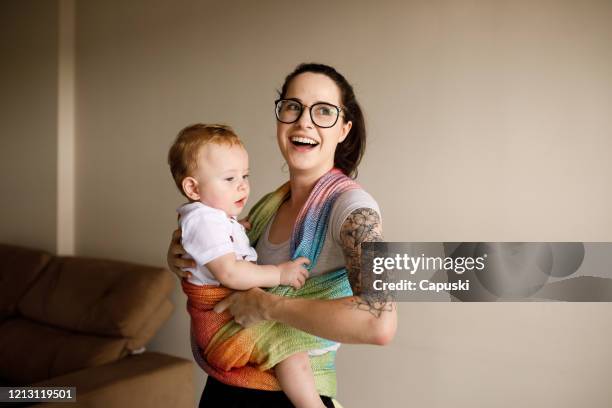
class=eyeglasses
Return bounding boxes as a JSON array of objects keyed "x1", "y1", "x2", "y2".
[{"x1": 274, "y1": 99, "x2": 343, "y2": 128}]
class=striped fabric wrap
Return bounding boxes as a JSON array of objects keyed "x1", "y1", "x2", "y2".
[{"x1": 182, "y1": 168, "x2": 360, "y2": 398}]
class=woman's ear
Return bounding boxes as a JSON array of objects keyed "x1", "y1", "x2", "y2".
[
  {"x1": 182, "y1": 177, "x2": 200, "y2": 201},
  {"x1": 339, "y1": 120, "x2": 352, "y2": 143}
]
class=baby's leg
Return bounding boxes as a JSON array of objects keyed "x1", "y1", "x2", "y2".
[{"x1": 276, "y1": 352, "x2": 326, "y2": 408}]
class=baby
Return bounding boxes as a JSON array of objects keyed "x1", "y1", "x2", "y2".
[{"x1": 168, "y1": 123, "x2": 327, "y2": 408}]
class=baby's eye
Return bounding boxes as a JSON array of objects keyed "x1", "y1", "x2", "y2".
[
  {"x1": 225, "y1": 177, "x2": 234, "y2": 182},
  {"x1": 243, "y1": 174, "x2": 249, "y2": 180}
]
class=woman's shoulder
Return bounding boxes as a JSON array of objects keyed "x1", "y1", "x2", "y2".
[
  {"x1": 333, "y1": 188, "x2": 381, "y2": 218},
  {"x1": 330, "y1": 188, "x2": 381, "y2": 243}
]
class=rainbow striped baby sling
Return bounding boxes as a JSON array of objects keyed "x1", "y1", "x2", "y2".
[{"x1": 181, "y1": 168, "x2": 359, "y2": 398}]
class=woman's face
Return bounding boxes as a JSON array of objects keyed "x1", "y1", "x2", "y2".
[{"x1": 276, "y1": 72, "x2": 352, "y2": 177}]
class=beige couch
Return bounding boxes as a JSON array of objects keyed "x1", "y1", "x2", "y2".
[{"x1": 0, "y1": 244, "x2": 194, "y2": 407}]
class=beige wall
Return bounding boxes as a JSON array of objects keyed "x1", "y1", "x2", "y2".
[
  {"x1": 5, "y1": 0, "x2": 612, "y2": 406},
  {"x1": 0, "y1": 1, "x2": 58, "y2": 253}
]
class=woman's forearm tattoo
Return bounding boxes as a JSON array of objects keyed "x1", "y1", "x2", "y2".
[{"x1": 339, "y1": 208, "x2": 394, "y2": 317}]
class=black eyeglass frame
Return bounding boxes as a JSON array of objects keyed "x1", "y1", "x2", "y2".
[{"x1": 274, "y1": 98, "x2": 344, "y2": 128}]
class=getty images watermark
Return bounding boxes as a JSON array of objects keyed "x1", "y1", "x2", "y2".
[
  {"x1": 371, "y1": 251, "x2": 486, "y2": 292},
  {"x1": 360, "y1": 242, "x2": 612, "y2": 302}
]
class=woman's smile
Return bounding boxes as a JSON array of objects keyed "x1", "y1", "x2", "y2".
[{"x1": 289, "y1": 134, "x2": 320, "y2": 152}]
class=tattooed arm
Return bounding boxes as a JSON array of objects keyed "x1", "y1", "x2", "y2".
[
  {"x1": 214, "y1": 207, "x2": 397, "y2": 345},
  {"x1": 340, "y1": 208, "x2": 395, "y2": 318}
]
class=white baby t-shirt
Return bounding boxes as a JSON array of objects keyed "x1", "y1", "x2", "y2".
[{"x1": 178, "y1": 202, "x2": 257, "y2": 286}]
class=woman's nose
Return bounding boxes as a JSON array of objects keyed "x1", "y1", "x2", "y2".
[{"x1": 296, "y1": 107, "x2": 314, "y2": 129}]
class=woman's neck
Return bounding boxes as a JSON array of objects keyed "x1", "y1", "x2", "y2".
[{"x1": 287, "y1": 165, "x2": 332, "y2": 209}]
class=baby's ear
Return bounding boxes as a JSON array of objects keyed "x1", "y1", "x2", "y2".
[{"x1": 182, "y1": 177, "x2": 200, "y2": 201}]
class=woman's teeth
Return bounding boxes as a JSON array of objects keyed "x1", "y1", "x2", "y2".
[{"x1": 290, "y1": 136, "x2": 319, "y2": 146}]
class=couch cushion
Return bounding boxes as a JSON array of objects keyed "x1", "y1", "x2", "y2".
[
  {"x1": 18, "y1": 256, "x2": 174, "y2": 348},
  {"x1": 126, "y1": 298, "x2": 174, "y2": 351},
  {"x1": 33, "y1": 352, "x2": 195, "y2": 407},
  {"x1": 0, "y1": 318, "x2": 127, "y2": 384},
  {"x1": 0, "y1": 244, "x2": 51, "y2": 321}
]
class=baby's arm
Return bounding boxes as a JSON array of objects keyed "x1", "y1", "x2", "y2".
[{"x1": 206, "y1": 254, "x2": 310, "y2": 290}]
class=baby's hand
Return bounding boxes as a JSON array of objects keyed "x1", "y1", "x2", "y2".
[{"x1": 278, "y1": 257, "x2": 310, "y2": 289}]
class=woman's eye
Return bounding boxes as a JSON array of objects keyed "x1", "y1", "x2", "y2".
[
  {"x1": 316, "y1": 106, "x2": 334, "y2": 116},
  {"x1": 285, "y1": 102, "x2": 300, "y2": 111}
]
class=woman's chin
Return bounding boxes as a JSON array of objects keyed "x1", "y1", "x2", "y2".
[
  {"x1": 287, "y1": 161, "x2": 333, "y2": 177},
  {"x1": 283, "y1": 146, "x2": 335, "y2": 175},
  {"x1": 286, "y1": 152, "x2": 314, "y2": 166}
]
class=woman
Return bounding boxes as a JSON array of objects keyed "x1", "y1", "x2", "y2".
[{"x1": 168, "y1": 63, "x2": 397, "y2": 407}]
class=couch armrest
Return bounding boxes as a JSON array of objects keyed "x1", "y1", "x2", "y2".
[{"x1": 31, "y1": 352, "x2": 194, "y2": 408}]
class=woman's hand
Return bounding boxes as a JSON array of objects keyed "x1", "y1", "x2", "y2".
[
  {"x1": 213, "y1": 288, "x2": 277, "y2": 327},
  {"x1": 238, "y1": 217, "x2": 251, "y2": 230},
  {"x1": 166, "y1": 228, "x2": 195, "y2": 279}
]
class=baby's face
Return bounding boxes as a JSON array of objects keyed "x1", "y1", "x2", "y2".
[{"x1": 191, "y1": 143, "x2": 250, "y2": 217}]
